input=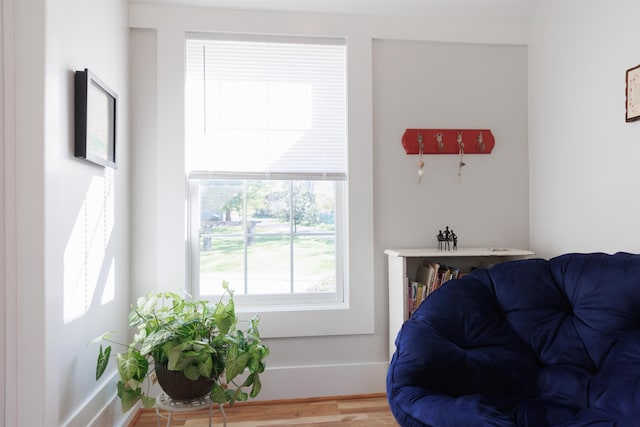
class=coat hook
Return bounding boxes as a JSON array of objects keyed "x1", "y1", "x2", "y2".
[
  {"x1": 417, "y1": 134, "x2": 425, "y2": 183},
  {"x1": 457, "y1": 132, "x2": 466, "y2": 178},
  {"x1": 477, "y1": 132, "x2": 485, "y2": 152},
  {"x1": 435, "y1": 132, "x2": 444, "y2": 151}
]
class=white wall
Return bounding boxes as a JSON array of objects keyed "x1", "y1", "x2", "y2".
[
  {"x1": 0, "y1": 1, "x2": 7, "y2": 424},
  {"x1": 3, "y1": 0, "x2": 47, "y2": 425},
  {"x1": 1, "y1": 1, "x2": 132, "y2": 426},
  {"x1": 529, "y1": 0, "x2": 640, "y2": 258},
  {"x1": 45, "y1": 2, "x2": 131, "y2": 425},
  {"x1": 128, "y1": 3, "x2": 530, "y2": 404},
  {"x1": 373, "y1": 39, "x2": 529, "y2": 252}
]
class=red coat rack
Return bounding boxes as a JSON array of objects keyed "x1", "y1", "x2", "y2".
[{"x1": 402, "y1": 129, "x2": 495, "y2": 155}]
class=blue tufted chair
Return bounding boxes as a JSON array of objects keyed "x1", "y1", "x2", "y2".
[{"x1": 387, "y1": 252, "x2": 640, "y2": 427}]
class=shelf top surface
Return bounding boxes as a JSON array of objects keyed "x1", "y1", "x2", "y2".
[{"x1": 384, "y1": 247, "x2": 535, "y2": 258}]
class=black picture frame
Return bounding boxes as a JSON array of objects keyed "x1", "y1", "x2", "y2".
[
  {"x1": 74, "y1": 68, "x2": 117, "y2": 168},
  {"x1": 625, "y1": 64, "x2": 640, "y2": 122}
]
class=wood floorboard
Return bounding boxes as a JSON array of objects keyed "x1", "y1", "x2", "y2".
[{"x1": 129, "y1": 394, "x2": 399, "y2": 427}]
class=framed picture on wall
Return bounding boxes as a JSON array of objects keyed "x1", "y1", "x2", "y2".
[
  {"x1": 625, "y1": 64, "x2": 640, "y2": 122},
  {"x1": 74, "y1": 68, "x2": 118, "y2": 168}
]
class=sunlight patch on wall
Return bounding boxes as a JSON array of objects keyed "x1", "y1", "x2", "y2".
[
  {"x1": 63, "y1": 168, "x2": 115, "y2": 324},
  {"x1": 101, "y1": 258, "x2": 115, "y2": 305}
]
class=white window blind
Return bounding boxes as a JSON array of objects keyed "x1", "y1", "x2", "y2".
[{"x1": 185, "y1": 34, "x2": 347, "y2": 180}]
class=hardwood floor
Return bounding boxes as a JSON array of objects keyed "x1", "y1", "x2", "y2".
[{"x1": 129, "y1": 394, "x2": 399, "y2": 427}]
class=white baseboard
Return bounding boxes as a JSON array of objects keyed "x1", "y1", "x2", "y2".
[
  {"x1": 61, "y1": 372, "x2": 136, "y2": 427},
  {"x1": 85, "y1": 398, "x2": 138, "y2": 427},
  {"x1": 250, "y1": 361, "x2": 389, "y2": 401}
]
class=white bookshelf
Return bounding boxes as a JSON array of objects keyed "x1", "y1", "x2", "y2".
[{"x1": 385, "y1": 247, "x2": 535, "y2": 359}]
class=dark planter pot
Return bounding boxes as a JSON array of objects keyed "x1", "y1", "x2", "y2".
[{"x1": 154, "y1": 362, "x2": 215, "y2": 401}]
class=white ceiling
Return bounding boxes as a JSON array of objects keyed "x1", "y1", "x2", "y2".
[{"x1": 130, "y1": 0, "x2": 540, "y2": 23}]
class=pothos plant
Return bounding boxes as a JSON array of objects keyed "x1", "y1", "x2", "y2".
[{"x1": 92, "y1": 282, "x2": 269, "y2": 413}]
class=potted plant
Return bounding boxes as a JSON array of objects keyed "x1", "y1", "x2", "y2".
[{"x1": 93, "y1": 281, "x2": 269, "y2": 412}]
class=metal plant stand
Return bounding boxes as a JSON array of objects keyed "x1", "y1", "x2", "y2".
[{"x1": 155, "y1": 392, "x2": 227, "y2": 427}]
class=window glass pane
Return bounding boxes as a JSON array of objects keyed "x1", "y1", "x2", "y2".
[
  {"x1": 291, "y1": 181, "x2": 336, "y2": 233},
  {"x1": 247, "y1": 236, "x2": 291, "y2": 294},
  {"x1": 200, "y1": 180, "x2": 244, "y2": 233},
  {"x1": 293, "y1": 236, "x2": 336, "y2": 293},
  {"x1": 200, "y1": 237, "x2": 245, "y2": 295},
  {"x1": 246, "y1": 180, "x2": 290, "y2": 234},
  {"x1": 192, "y1": 178, "x2": 339, "y2": 298}
]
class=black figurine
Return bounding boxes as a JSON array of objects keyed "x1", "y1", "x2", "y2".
[{"x1": 437, "y1": 226, "x2": 458, "y2": 251}]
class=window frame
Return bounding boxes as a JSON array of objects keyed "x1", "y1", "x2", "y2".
[{"x1": 175, "y1": 30, "x2": 374, "y2": 339}]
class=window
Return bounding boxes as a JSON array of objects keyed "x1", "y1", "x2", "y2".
[{"x1": 185, "y1": 34, "x2": 347, "y2": 307}]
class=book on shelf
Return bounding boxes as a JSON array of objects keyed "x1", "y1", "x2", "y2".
[
  {"x1": 406, "y1": 260, "x2": 470, "y2": 318},
  {"x1": 406, "y1": 278, "x2": 414, "y2": 318},
  {"x1": 414, "y1": 281, "x2": 424, "y2": 311},
  {"x1": 417, "y1": 262, "x2": 438, "y2": 296}
]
